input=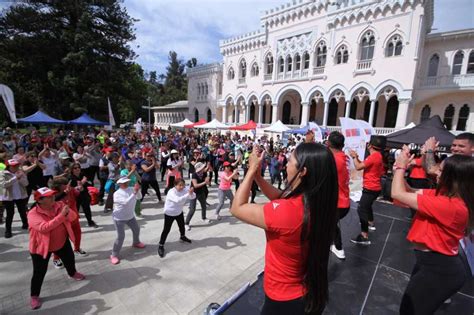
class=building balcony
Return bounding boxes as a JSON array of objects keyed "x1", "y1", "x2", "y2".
[
  {"x1": 301, "y1": 69, "x2": 309, "y2": 78},
  {"x1": 238, "y1": 78, "x2": 246, "y2": 84},
  {"x1": 354, "y1": 60, "x2": 374, "y2": 75},
  {"x1": 420, "y1": 74, "x2": 474, "y2": 89},
  {"x1": 264, "y1": 74, "x2": 272, "y2": 81},
  {"x1": 313, "y1": 66, "x2": 325, "y2": 75}
]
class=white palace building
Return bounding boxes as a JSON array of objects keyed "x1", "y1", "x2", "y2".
[{"x1": 181, "y1": 0, "x2": 474, "y2": 133}]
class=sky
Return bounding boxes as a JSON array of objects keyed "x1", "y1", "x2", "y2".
[{"x1": 1, "y1": 0, "x2": 473, "y2": 74}]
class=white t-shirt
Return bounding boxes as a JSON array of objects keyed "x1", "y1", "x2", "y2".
[
  {"x1": 73, "y1": 153, "x2": 90, "y2": 169},
  {"x1": 163, "y1": 187, "x2": 195, "y2": 216},
  {"x1": 41, "y1": 155, "x2": 57, "y2": 176}
]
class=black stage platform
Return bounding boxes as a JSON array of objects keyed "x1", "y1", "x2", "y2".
[{"x1": 225, "y1": 201, "x2": 474, "y2": 315}]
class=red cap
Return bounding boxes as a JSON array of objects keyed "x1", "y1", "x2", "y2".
[
  {"x1": 223, "y1": 161, "x2": 231, "y2": 167},
  {"x1": 34, "y1": 187, "x2": 56, "y2": 201},
  {"x1": 7, "y1": 159, "x2": 20, "y2": 166},
  {"x1": 102, "y1": 147, "x2": 114, "y2": 153}
]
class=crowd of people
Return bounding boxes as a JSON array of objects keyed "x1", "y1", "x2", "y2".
[{"x1": 0, "y1": 125, "x2": 473, "y2": 314}]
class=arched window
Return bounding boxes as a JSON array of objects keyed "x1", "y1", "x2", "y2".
[
  {"x1": 265, "y1": 54, "x2": 274, "y2": 75},
  {"x1": 282, "y1": 101, "x2": 291, "y2": 124},
  {"x1": 278, "y1": 57, "x2": 284, "y2": 73},
  {"x1": 197, "y1": 84, "x2": 201, "y2": 96},
  {"x1": 250, "y1": 103, "x2": 256, "y2": 121},
  {"x1": 316, "y1": 41, "x2": 327, "y2": 67},
  {"x1": 303, "y1": 52, "x2": 310, "y2": 69},
  {"x1": 468, "y1": 51, "x2": 474, "y2": 74},
  {"x1": 443, "y1": 104, "x2": 455, "y2": 130},
  {"x1": 428, "y1": 54, "x2": 439, "y2": 77},
  {"x1": 452, "y1": 51, "x2": 464, "y2": 75},
  {"x1": 420, "y1": 105, "x2": 431, "y2": 123},
  {"x1": 360, "y1": 31, "x2": 375, "y2": 61},
  {"x1": 336, "y1": 45, "x2": 349, "y2": 64},
  {"x1": 227, "y1": 67, "x2": 235, "y2": 80},
  {"x1": 205, "y1": 83, "x2": 208, "y2": 95},
  {"x1": 295, "y1": 53, "x2": 301, "y2": 71},
  {"x1": 239, "y1": 59, "x2": 247, "y2": 78},
  {"x1": 194, "y1": 108, "x2": 199, "y2": 122},
  {"x1": 251, "y1": 63, "x2": 259, "y2": 77},
  {"x1": 457, "y1": 104, "x2": 470, "y2": 131},
  {"x1": 349, "y1": 99, "x2": 358, "y2": 119},
  {"x1": 384, "y1": 96, "x2": 399, "y2": 128},
  {"x1": 286, "y1": 55, "x2": 292, "y2": 72},
  {"x1": 386, "y1": 35, "x2": 403, "y2": 57},
  {"x1": 363, "y1": 100, "x2": 379, "y2": 125},
  {"x1": 207, "y1": 108, "x2": 212, "y2": 122}
]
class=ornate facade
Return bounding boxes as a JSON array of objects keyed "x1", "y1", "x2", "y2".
[{"x1": 215, "y1": 0, "x2": 473, "y2": 132}]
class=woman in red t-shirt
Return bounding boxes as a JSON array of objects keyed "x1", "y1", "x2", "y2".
[
  {"x1": 392, "y1": 145, "x2": 474, "y2": 315},
  {"x1": 231, "y1": 143, "x2": 338, "y2": 315}
]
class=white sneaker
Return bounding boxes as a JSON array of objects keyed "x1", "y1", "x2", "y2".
[
  {"x1": 185, "y1": 224, "x2": 191, "y2": 231},
  {"x1": 330, "y1": 245, "x2": 346, "y2": 260},
  {"x1": 368, "y1": 223, "x2": 376, "y2": 231},
  {"x1": 444, "y1": 298, "x2": 452, "y2": 304},
  {"x1": 216, "y1": 214, "x2": 222, "y2": 221}
]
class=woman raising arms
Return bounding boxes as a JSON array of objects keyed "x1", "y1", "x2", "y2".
[{"x1": 230, "y1": 143, "x2": 338, "y2": 315}]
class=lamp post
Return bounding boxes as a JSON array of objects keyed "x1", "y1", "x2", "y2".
[{"x1": 142, "y1": 97, "x2": 152, "y2": 132}]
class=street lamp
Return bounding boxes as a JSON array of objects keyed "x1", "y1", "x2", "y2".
[{"x1": 142, "y1": 97, "x2": 152, "y2": 132}]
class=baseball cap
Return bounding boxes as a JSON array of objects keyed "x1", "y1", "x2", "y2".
[
  {"x1": 195, "y1": 162, "x2": 206, "y2": 173},
  {"x1": 34, "y1": 187, "x2": 56, "y2": 201},
  {"x1": 7, "y1": 159, "x2": 20, "y2": 166},
  {"x1": 223, "y1": 161, "x2": 231, "y2": 167},
  {"x1": 170, "y1": 149, "x2": 178, "y2": 154}
]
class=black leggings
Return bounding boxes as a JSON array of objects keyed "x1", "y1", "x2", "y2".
[
  {"x1": 357, "y1": 189, "x2": 380, "y2": 233},
  {"x1": 334, "y1": 207, "x2": 350, "y2": 250},
  {"x1": 261, "y1": 295, "x2": 314, "y2": 315},
  {"x1": 76, "y1": 194, "x2": 93, "y2": 224},
  {"x1": 30, "y1": 240, "x2": 76, "y2": 297},
  {"x1": 4, "y1": 199, "x2": 28, "y2": 232},
  {"x1": 400, "y1": 250, "x2": 466, "y2": 315},
  {"x1": 142, "y1": 180, "x2": 162, "y2": 201},
  {"x1": 159, "y1": 213, "x2": 185, "y2": 245}
]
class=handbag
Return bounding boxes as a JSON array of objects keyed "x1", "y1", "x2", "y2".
[{"x1": 105, "y1": 179, "x2": 114, "y2": 193}]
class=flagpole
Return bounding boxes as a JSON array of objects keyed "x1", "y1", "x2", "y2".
[{"x1": 148, "y1": 97, "x2": 151, "y2": 132}]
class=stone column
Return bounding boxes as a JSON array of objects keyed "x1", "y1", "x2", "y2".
[
  {"x1": 154, "y1": 113, "x2": 158, "y2": 127},
  {"x1": 271, "y1": 104, "x2": 278, "y2": 124},
  {"x1": 322, "y1": 101, "x2": 329, "y2": 126},
  {"x1": 395, "y1": 99, "x2": 411, "y2": 128},
  {"x1": 222, "y1": 106, "x2": 227, "y2": 123},
  {"x1": 300, "y1": 102, "x2": 310, "y2": 125},
  {"x1": 368, "y1": 99, "x2": 376, "y2": 127},
  {"x1": 234, "y1": 105, "x2": 239, "y2": 124},
  {"x1": 258, "y1": 103, "x2": 264, "y2": 124},
  {"x1": 345, "y1": 100, "x2": 351, "y2": 118}
]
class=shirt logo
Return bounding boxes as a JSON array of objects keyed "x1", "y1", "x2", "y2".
[{"x1": 272, "y1": 202, "x2": 279, "y2": 210}]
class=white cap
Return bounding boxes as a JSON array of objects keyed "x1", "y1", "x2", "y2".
[
  {"x1": 170, "y1": 149, "x2": 179, "y2": 154},
  {"x1": 117, "y1": 177, "x2": 131, "y2": 184}
]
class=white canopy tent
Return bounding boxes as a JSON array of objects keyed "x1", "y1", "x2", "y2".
[
  {"x1": 170, "y1": 118, "x2": 193, "y2": 128},
  {"x1": 0, "y1": 84, "x2": 17, "y2": 123},
  {"x1": 195, "y1": 119, "x2": 228, "y2": 129},
  {"x1": 262, "y1": 120, "x2": 291, "y2": 133}
]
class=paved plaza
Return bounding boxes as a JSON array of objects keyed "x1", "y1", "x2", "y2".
[{"x1": 1, "y1": 179, "x2": 473, "y2": 314}]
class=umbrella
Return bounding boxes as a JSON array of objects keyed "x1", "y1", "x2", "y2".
[
  {"x1": 262, "y1": 120, "x2": 290, "y2": 133},
  {"x1": 68, "y1": 113, "x2": 108, "y2": 126},
  {"x1": 17, "y1": 110, "x2": 66, "y2": 124},
  {"x1": 195, "y1": 119, "x2": 228, "y2": 129}
]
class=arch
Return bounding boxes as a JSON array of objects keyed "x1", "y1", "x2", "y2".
[
  {"x1": 327, "y1": 98, "x2": 339, "y2": 126},
  {"x1": 259, "y1": 90, "x2": 273, "y2": 106},
  {"x1": 356, "y1": 25, "x2": 379, "y2": 46},
  {"x1": 250, "y1": 103, "x2": 256, "y2": 121},
  {"x1": 452, "y1": 50, "x2": 464, "y2": 75},
  {"x1": 333, "y1": 40, "x2": 352, "y2": 56},
  {"x1": 327, "y1": 84, "x2": 349, "y2": 101},
  {"x1": 264, "y1": 52, "x2": 274, "y2": 75},
  {"x1": 335, "y1": 45, "x2": 349, "y2": 64},
  {"x1": 349, "y1": 99, "x2": 358, "y2": 119},
  {"x1": 227, "y1": 67, "x2": 235, "y2": 80},
  {"x1": 282, "y1": 101, "x2": 292, "y2": 124},
  {"x1": 374, "y1": 80, "x2": 403, "y2": 99},
  {"x1": 206, "y1": 108, "x2": 212, "y2": 122},
  {"x1": 456, "y1": 104, "x2": 470, "y2": 131},
  {"x1": 443, "y1": 104, "x2": 455, "y2": 130},
  {"x1": 275, "y1": 85, "x2": 305, "y2": 106},
  {"x1": 420, "y1": 104, "x2": 431, "y2": 123},
  {"x1": 349, "y1": 82, "x2": 375, "y2": 100},
  {"x1": 238, "y1": 58, "x2": 247, "y2": 78},
  {"x1": 250, "y1": 61, "x2": 259, "y2": 77},
  {"x1": 359, "y1": 29, "x2": 376, "y2": 60},
  {"x1": 384, "y1": 96, "x2": 399, "y2": 127},
  {"x1": 311, "y1": 37, "x2": 329, "y2": 53},
  {"x1": 286, "y1": 55, "x2": 293, "y2": 72},
  {"x1": 246, "y1": 92, "x2": 259, "y2": 104},
  {"x1": 235, "y1": 93, "x2": 246, "y2": 104},
  {"x1": 305, "y1": 86, "x2": 327, "y2": 103},
  {"x1": 468, "y1": 50, "x2": 474, "y2": 73},
  {"x1": 224, "y1": 94, "x2": 234, "y2": 105},
  {"x1": 315, "y1": 40, "x2": 327, "y2": 67},
  {"x1": 428, "y1": 54, "x2": 440, "y2": 77},
  {"x1": 385, "y1": 34, "x2": 404, "y2": 57},
  {"x1": 194, "y1": 108, "x2": 199, "y2": 122},
  {"x1": 382, "y1": 29, "x2": 407, "y2": 49}
]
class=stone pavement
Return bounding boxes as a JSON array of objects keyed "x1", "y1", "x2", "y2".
[{"x1": 0, "y1": 180, "x2": 267, "y2": 314}]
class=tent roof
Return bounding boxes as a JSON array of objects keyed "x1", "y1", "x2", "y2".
[
  {"x1": 195, "y1": 119, "x2": 228, "y2": 129},
  {"x1": 288, "y1": 122, "x2": 320, "y2": 134},
  {"x1": 17, "y1": 110, "x2": 66, "y2": 124},
  {"x1": 229, "y1": 120, "x2": 257, "y2": 130},
  {"x1": 386, "y1": 115, "x2": 454, "y2": 149},
  {"x1": 68, "y1": 113, "x2": 108, "y2": 126},
  {"x1": 170, "y1": 118, "x2": 193, "y2": 128},
  {"x1": 184, "y1": 118, "x2": 207, "y2": 128},
  {"x1": 262, "y1": 120, "x2": 290, "y2": 133}
]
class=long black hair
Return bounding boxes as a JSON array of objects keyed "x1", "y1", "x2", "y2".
[
  {"x1": 437, "y1": 155, "x2": 474, "y2": 234},
  {"x1": 283, "y1": 142, "x2": 338, "y2": 314}
]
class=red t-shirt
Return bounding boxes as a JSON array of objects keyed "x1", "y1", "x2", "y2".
[
  {"x1": 333, "y1": 151, "x2": 350, "y2": 208},
  {"x1": 263, "y1": 195, "x2": 307, "y2": 301},
  {"x1": 362, "y1": 151, "x2": 384, "y2": 191},
  {"x1": 409, "y1": 158, "x2": 426, "y2": 179},
  {"x1": 407, "y1": 189, "x2": 468, "y2": 256}
]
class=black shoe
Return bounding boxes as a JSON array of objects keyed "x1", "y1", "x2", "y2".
[
  {"x1": 4, "y1": 231, "x2": 12, "y2": 238},
  {"x1": 350, "y1": 234, "x2": 371, "y2": 245},
  {"x1": 98, "y1": 201, "x2": 104, "y2": 206},
  {"x1": 158, "y1": 245, "x2": 165, "y2": 258},
  {"x1": 180, "y1": 236, "x2": 192, "y2": 244},
  {"x1": 104, "y1": 208, "x2": 111, "y2": 214},
  {"x1": 21, "y1": 224, "x2": 28, "y2": 230},
  {"x1": 88, "y1": 221, "x2": 99, "y2": 228}
]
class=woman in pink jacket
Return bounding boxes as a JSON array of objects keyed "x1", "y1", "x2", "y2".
[{"x1": 27, "y1": 187, "x2": 85, "y2": 310}]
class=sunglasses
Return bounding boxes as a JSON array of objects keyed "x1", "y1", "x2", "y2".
[{"x1": 73, "y1": 167, "x2": 81, "y2": 169}]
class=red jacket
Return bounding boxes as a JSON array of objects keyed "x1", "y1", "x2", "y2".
[{"x1": 28, "y1": 202, "x2": 77, "y2": 258}]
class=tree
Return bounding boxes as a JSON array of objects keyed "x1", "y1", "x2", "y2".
[{"x1": 0, "y1": 0, "x2": 147, "y2": 123}]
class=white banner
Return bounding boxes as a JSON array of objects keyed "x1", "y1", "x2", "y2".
[
  {"x1": 107, "y1": 97, "x2": 116, "y2": 127},
  {"x1": 135, "y1": 118, "x2": 142, "y2": 133},
  {"x1": 0, "y1": 84, "x2": 17, "y2": 123},
  {"x1": 307, "y1": 122, "x2": 323, "y2": 143},
  {"x1": 339, "y1": 117, "x2": 367, "y2": 168},
  {"x1": 355, "y1": 119, "x2": 375, "y2": 143}
]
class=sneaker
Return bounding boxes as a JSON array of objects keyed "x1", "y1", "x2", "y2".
[
  {"x1": 53, "y1": 259, "x2": 64, "y2": 269},
  {"x1": 4, "y1": 230, "x2": 12, "y2": 238},
  {"x1": 74, "y1": 249, "x2": 88, "y2": 257},
  {"x1": 104, "y1": 208, "x2": 112, "y2": 214},
  {"x1": 368, "y1": 223, "x2": 376, "y2": 231},
  {"x1": 158, "y1": 245, "x2": 165, "y2": 258},
  {"x1": 203, "y1": 219, "x2": 211, "y2": 224},
  {"x1": 88, "y1": 221, "x2": 99, "y2": 228},
  {"x1": 185, "y1": 224, "x2": 191, "y2": 231},
  {"x1": 110, "y1": 255, "x2": 120, "y2": 265},
  {"x1": 70, "y1": 272, "x2": 85, "y2": 281},
  {"x1": 133, "y1": 242, "x2": 146, "y2": 249},
  {"x1": 30, "y1": 296, "x2": 42, "y2": 310},
  {"x1": 180, "y1": 236, "x2": 192, "y2": 244},
  {"x1": 330, "y1": 245, "x2": 346, "y2": 260},
  {"x1": 351, "y1": 234, "x2": 371, "y2": 245},
  {"x1": 444, "y1": 298, "x2": 452, "y2": 304},
  {"x1": 215, "y1": 214, "x2": 222, "y2": 221}
]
